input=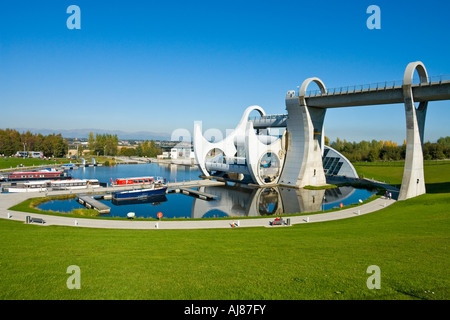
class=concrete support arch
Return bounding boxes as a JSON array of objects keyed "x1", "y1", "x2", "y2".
[
  {"x1": 279, "y1": 77, "x2": 327, "y2": 188},
  {"x1": 398, "y1": 61, "x2": 429, "y2": 200},
  {"x1": 194, "y1": 105, "x2": 286, "y2": 186},
  {"x1": 193, "y1": 105, "x2": 266, "y2": 177}
]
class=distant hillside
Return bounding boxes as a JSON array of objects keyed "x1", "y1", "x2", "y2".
[{"x1": 10, "y1": 128, "x2": 171, "y2": 141}]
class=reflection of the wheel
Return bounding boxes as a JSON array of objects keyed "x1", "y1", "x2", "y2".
[
  {"x1": 190, "y1": 184, "x2": 361, "y2": 219},
  {"x1": 257, "y1": 188, "x2": 280, "y2": 216}
]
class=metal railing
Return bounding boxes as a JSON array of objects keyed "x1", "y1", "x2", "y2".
[
  {"x1": 248, "y1": 114, "x2": 289, "y2": 122},
  {"x1": 303, "y1": 74, "x2": 450, "y2": 97}
]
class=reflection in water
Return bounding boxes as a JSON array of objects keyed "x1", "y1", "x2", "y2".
[
  {"x1": 40, "y1": 164, "x2": 376, "y2": 219},
  {"x1": 111, "y1": 195, "x2": 167, "y2": 206},
  {"x1": 258, "y1": 188, "x2": 280, "y2": 215},
  {"x1": 37, "y1": 184, "x2": 375, "y2": 219},
  {"x1": 191, "y1": 185, "x2": 375, "y2": 219}
]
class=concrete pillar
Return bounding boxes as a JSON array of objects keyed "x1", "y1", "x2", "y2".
[
  {"x1": 279, "y1": 77, "x2": 327, "y2": 188},
  {"x1": 398, "y1": 62, "x2": 428, "y2": 200}
]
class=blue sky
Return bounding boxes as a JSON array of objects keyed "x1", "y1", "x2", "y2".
[{"x1": 0, "y1": 0, "x2": 449, "y2": 143}]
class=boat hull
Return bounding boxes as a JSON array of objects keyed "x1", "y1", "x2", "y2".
[{"x1": 3, "y1": 187, "x2": 48, "y2": 193}]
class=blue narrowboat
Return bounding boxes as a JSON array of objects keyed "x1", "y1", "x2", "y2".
[{"x1": 112, "y1": 185, "x2": 168, "y2": 201}]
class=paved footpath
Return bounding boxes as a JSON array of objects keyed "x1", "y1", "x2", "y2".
[{"x1": 0, "y1": 188, "x2": 396, "y2": 230}]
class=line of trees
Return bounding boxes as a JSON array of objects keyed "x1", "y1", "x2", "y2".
[
  {"x1": 119, "y1": 140, "x2": 161, "y2": 158},
  {"x1": 88, "y1": 132, "x2": 161, "y2": 158},
  {"x1": 0, "y1": 129, "x2": 68, "y2": 157},
  {"x1": 327, "y1": 136, "x2": 450, "y2": 162},
  {"x1": 88, "y1": 132, "x2": 119, "y2": 156}
]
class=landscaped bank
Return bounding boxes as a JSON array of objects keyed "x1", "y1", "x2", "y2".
[
  {"x1": 0, "y1": 191, "x2": 448, "y2": 300},
  {"x1": 0, "y1": 161, "x2": 448, "y2": 300}
]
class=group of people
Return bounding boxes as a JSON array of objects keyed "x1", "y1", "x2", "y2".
[{"x1": 385, "y1": 190, "x2": 392, "y2": 199}]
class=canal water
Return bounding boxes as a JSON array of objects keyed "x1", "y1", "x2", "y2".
[{"x1": 37, "y1": 163, "x2": 377, "y2": 219}]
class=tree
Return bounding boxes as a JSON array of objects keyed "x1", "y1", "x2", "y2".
[
  {"x1": 90, "y1": 133, "x2": 118, "y2": 156},
  {"x1": 136, "y1": 140, "x2": 161, "y2": 157},
  {"x1": 367, "y1": 148, "x2": 380, "y2": 162},
  {"x1": 88, "y1": 132, "x2": 95, "y2": 155},
  {"x1": 119, "y1": 147, "x2": 137, "y2": 157}
]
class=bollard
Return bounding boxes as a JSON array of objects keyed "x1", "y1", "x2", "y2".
[
  {"x1": 26, "y1": 216, "x2": 30, "y2": 224},
  {"x1": 7, "y1": 212, "x2": 11, "y2": 219},
  {"x1": 74, "y1": 220, "x2": 78, "y2": 226},
  {"x1": 357, "y1": 209, "x2": 361, "y2": 215},
  {"x1": 155, "y1": 222, "x2": 159, "y2": 229},
  {"x1": 306, "y1": 217, "x2": 309, "y2": 223},
  {"x1": 237, "y1": 220, "x2": 240, "y2": 227}
]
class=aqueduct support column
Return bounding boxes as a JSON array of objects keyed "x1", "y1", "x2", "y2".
[
  {"x1": 398, "y1": 61, "x2": 428, "y2": 200},
  {"x1": 279, "y1": 77, "x2": 327, "y2": 188}
]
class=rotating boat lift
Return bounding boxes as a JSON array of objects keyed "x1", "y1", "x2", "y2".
[{"x1": 193, "y1": 61, "x2": 450, "y2": 200}]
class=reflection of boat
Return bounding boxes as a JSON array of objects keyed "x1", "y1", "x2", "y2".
[
  {"x1": 111, "y1": 194, "x2": 167, "y2": 206},
  {"x1": 112, "y1": 185, "x2": 168, "y2": 201}
]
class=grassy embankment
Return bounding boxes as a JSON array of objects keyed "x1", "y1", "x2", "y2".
[
  {"x1": 354, "y1": 160, "x2": 450, "y2": 193},
  {"x1": 0, "y1": 157, "x2": 71, "y2": 170},
  {"x1": 0, "y1": 156, "x2": 117, "y2": 171},
  {"x1": 0, "y1": 161, "x2": 448, "y2": 300}
]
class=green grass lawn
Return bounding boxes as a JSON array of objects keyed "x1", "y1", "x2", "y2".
[
  {"x1": 354, "y1": 160, "x2": 450, "y2": 192},
  {"x1": 0, "y1": 193, "x2": 448, "y2": 300},
  {"x1": 0, "y1": 156, "x2": 122, "y2": 171},
  {"x1": 0, "y1": 161, "x2": 449, "y2": 300},
  {"x1": 0, "y1": 157, "x2": 70, "y2": 170}
]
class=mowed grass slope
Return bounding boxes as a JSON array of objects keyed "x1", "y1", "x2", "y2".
[
  {"x1": 0, "y1": 162, "x2": 449, "y2": 300},
  {"x1": 354, "y1": 160, "x2": 450, "y2": 190}
]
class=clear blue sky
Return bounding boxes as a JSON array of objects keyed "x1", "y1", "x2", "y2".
[{"x1": 1, "y1": 0, "x2": 449, "y2": 143}]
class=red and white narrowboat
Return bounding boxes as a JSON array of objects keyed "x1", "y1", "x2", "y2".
[
  {"x1": 110, "y1": 176, "x2": 165, "y2": 186},
  {"x1": 7, "y1": 169, "x2": 70, "y2": 181}
]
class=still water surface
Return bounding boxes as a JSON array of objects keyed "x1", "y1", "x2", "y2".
[{"x1": 37, "y1": 163, "x2": 376, "y2": 219}]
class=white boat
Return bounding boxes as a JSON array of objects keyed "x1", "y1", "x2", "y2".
[
  {"x1": 3, "y1": 179, "x2": 100, "y2": 193},
  {"x1": 3, "y1": 180, "x2": 50, "y2": 193},
  {"x1": 50, "y1": 179, "x2": 100, "y2": 190}
]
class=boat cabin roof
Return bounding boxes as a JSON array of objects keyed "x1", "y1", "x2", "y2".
[{"x1": 115, "y1": 176, "x2": 154, "y2": 180}]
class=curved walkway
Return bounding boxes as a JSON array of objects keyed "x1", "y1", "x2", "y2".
[{"x1": 0, "y1": 189, "x2": 396, "y2": 230}]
